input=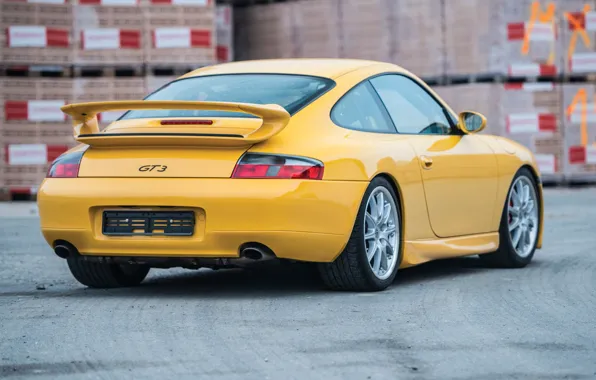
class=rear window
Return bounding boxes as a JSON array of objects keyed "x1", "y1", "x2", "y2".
[{"x1": 121, "y1": 74, "x2": 335, "y2": 120}]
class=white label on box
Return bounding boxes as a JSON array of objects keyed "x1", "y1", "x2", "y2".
[
  {"x1": 508, "y1": 63, "x2": 540, "y2": 77},
  {"x1": 570, "y1": 53, "x2": 596, "y2": 73},
  {"x1": 526, "y1": 22, "x2": 555, "y2": 41},
  {"x1": 521, "y1": 83, "x2": 554, "y2": 92},
  {"x1": 585, "y1": 12, "x2": 596, "y2": 31},
  {"x1": 8, "y1": 144, "x2": 48, "y2": 166},
  {"x1": 27, "y1": 0, "x2": 66, "y2": 3},
  {"x1": 8, "y1": 26, "x2": 47, "y2": 47},
  {"x1": 99, "y1": 0, "x2": 138, "y2": 5},
  {"x1": 507, "y1": 113, "x2": 538, "y2": 134},
  {"x1": 587, "y1": 146, "x2": 596, "y2": 164},
  {"x1": 534, "y1": 154, "x2": 556, "y2": 175},
  {"x1": 83, "y1": 28, "x2": 120, "y2": 50},
  {"x1": 99, "y1": 111, "x2": 124, "y2": 122},
  {"x1": 154, "y1": 28, "x2": 190, "y2": 48},
  {"x1": 28, "y1": 100, "x2": 65, "y2": 122},
  {"x1": 568, "y1": 110, "x2": 596, "y2": 124},
  {"x1": 170, "y1": 0, "x2": 208, "y2": 5},
  {"x1": 216, "y1": 5, "x2": 231, "y2": 27}
]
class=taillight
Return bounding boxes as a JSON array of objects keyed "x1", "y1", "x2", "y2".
[
  {"x1": 46, "y1": 149, "x2": 87, "y2": 178},
  {"x1": 232, "y1": 153, "x2": 324, "y2": 180}
]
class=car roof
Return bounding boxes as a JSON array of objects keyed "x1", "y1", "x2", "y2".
[{"x1": 181, "y1": 59, "x2": 403, "y2": 80}]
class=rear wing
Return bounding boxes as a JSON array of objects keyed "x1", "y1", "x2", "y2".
[{"x1": 60, "y1": 100, "x2": 291, "y2": 148}]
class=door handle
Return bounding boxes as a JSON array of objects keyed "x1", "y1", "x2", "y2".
[{"x1": 420, "y1": 155, "x2": 433, "y2": 169}]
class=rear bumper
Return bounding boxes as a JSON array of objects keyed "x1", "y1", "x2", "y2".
[{"x1": 38, "y1": 178, "x2": 367, "y2": 262}]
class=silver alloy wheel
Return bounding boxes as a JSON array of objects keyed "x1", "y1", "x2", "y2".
[
  {"x1": 364, "y1": 186, "x2": 399, "y2": 280},
  {"x1": 507, "y1": 176, "x2": 539, "y2": 258}
]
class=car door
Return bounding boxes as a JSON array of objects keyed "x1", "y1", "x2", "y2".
[{"x1": 369, "y1": 74, "x2": 498, "y2": 238}]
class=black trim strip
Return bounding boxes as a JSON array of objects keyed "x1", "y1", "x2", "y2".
[{"x1": 78, "y1": 132, "x2": 244, "y2": 138}]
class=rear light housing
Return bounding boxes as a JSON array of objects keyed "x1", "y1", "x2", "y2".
[
  {"x1": 46, "y1": 148, "x2": 87, "y2": 178},
  {"x1": 232, "y1": 153, "x2": 324, "y2": 180}
]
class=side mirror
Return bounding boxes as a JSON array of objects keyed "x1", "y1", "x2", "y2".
[{"x1": 458, "y1": 111, "x2": 487, "y2": 134}]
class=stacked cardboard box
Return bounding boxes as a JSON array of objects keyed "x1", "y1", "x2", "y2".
[
  {"x1": 72, "y1": 1, "x2": 144, "y2": 66},
  {"x1": 559, "y1": 1, "x2": 596, "y2": 75},
  {"x1": 0, "y1": 0, "x2": 73, "y2": 65},
  {"x1": 216, "y1": 4, "x2": 234, "y2": 63},
  {"x1": 444, "y1": 0, "x2": 562, "y2": 77},
  {"x1": 144, "y1": 0, "x2": 215, "y2": 67},
  {"x1": 293, "y1": 0, "x2": 341, "y2": 58},
  {"x1": 1, "y1": 0, "x2": 218, "y2": 68},
  {"x1": 501, "y1": 82, "x2": 563, "y2": 177},
  {"x1": 392, "y1": 0, "x2": 444, "y2": 78},
  {"x1": 0, "y1": 78, "x2": 73, "y2": 194},
  {"x1": 562, "y1": 83, "x2": 596, "y2": 180},
  {"x1": 338, "y1": 0, "x2": 391, "y2": 62},
  {"x1": 234, "y1": 2, "x2": 299, "y2": 60}
]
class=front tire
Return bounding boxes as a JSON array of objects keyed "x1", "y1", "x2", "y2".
[
  {"x1": 318, "y1": 177, "x2": 402, "y2": 291},
  {"x1": 67, "y1": 257, "x2": 150, "y2": 288},
  {"x1": 479, "y1": 167, "x2": 540, "y2": 268}
]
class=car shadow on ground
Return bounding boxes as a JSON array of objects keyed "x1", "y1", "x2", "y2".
[{"x1": 3, "y1": 256, "x2": 500, "y2": 299}]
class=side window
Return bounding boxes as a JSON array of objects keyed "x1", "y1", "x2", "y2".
[
  {"x1": 331, "y1": 82, "x2": 395, "y2": 133},
  {"x1": 370, "y1": 75, "x2": 455, "y2": 135}
]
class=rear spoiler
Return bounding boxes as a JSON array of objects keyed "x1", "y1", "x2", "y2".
[{"x1": 60, "y1": 100, "x2": 291, "y2": 147}]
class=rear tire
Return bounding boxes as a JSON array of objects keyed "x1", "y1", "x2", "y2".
[
  {"x1": 67, "y1": 257, "x2": 150, "y2": 288},
  {"x1": 318, "y1": 177, "x2": 402, "y2": 291},
  {"x1": 479, "y1": 167, "x2": 540, "y2": 268}
]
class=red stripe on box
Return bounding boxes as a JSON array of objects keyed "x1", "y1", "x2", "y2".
[
  {"x1": 190, "y1": 29, "x2": 211, "y2": 47},
  {"x1": 3, "y1": 146, "x2": 8, "y2": 163},
  {"x1": 568, "y1": 12, "x2": 586, "y2": 30},
  {"x1": 46, "y1": 28, "x2": 69, "y2": 47},
  {"x1": 78, "y1": 0, "x2": 102, "y2": 3},
  {"x1": 4, "y1": 101, "x2": 28, "y2": 120},
  {"x1": 504, "y1": 83, "x2": 524, "y2": 90},
  {"x1": 217, "y1": 45, "x2": 229, "y2": 61},
  {"x1": 120, "y1": 30, "x2": 141, "y2": 49},
  {"x1": 569, "y1": 146, "x2": 587, "y2": 164},
  {"x1": 507, "y1": 22, "x2": 525, "y2": 40},
  {"x1": 150, "y1": 0, "x2": 171, "y2": 3},
  {"x1": 554, "y1": 156, "x2": 558, "y2": 173},
  {"x1": 47, "y1": 145, "x2": 68, "y2": 162},
  {"x1": 538, "y1": 114, "x2": 557, "y2": 132},
  {"x1": 5, "y1": 27, "x2": 10, "y2": 47},
  {"x1": 539, "y1": 64, "x2": 557, "y2": 76}
]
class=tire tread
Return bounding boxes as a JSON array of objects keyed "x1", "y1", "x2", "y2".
[{"x1": 67, "y1": 258, "x2": 149, "y2": 288}]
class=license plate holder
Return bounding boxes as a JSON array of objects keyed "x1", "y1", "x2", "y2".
[{"x1": 102, "y1": 210, "x2": 195, "y2": 236}]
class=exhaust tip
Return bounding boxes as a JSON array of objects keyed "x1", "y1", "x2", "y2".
[
  {"x1": 242, "y1": 248, "x2": 263, "y2": 261},
  {"x1": 54, "y1": 245, "x2": 71, "y2": 259},
  {"x1": 52, "y1": 240, "x2": 78, "y2": 259}
]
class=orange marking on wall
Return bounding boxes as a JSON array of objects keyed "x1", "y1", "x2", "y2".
[
  {"x1": 566, "y1": 88, "x2": 591, "y2": 147},
  {"x1": 566, "y1": 4, "x2": 592, "y2": 60},
  {"x1": 522, "y1": 1, "x2": 556, "y2": 65}
]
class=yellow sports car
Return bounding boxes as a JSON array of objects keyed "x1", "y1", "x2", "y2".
[{"x1": 38, "y1": 59, "x2": 544, "y2": 291}]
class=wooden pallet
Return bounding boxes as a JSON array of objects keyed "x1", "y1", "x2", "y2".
[
  {"x1": 0, "y1": 64, "x2": 72, "y2": 78},
  {"x1": 146, "y1": 64, "x2": 209, "y2": 77},
  {"x1": 72, "y1": 65, "x2": 144, "y2": 78}
]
